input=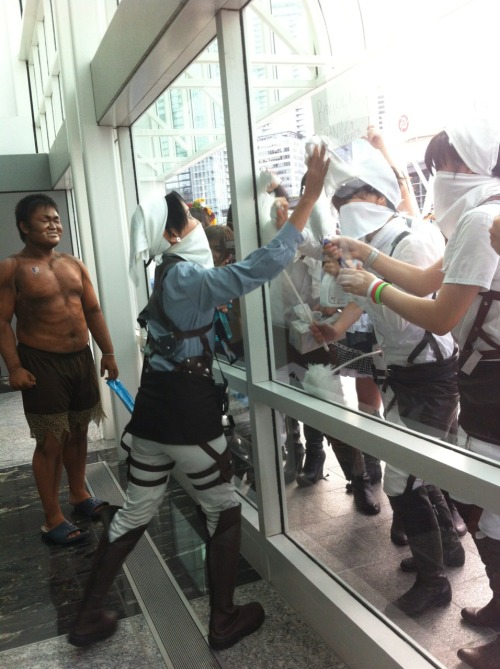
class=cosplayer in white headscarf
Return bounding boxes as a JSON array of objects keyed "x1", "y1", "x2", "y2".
[
  {"x1": 69, "y1": 151, "x2": 330, "y2": 653},
  {"x1": 327, "y1": 115, "x2": 500, "y2": 668},
  {"x1": 314, "y1": 137, "x2": 462, "y2": 615},
  {"x1": 433, "y1": 117, "x2": 500, "y2": 240},
  {"x1": 129, "y1": 194, "x2": 213, "y2": 286}
]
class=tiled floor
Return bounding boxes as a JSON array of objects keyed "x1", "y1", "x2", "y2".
[
  {"x1": 0, "y1": 387, "x2": 347, "y2": 669},
  {"x1": 284, "y1": 450, "x2": 500, "y2": 669}
]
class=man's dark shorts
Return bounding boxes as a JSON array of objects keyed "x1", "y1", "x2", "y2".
[{"x1": 18, "y1": 343, "x2": 104, "y2": 444}]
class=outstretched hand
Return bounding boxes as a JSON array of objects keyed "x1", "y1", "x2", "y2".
[{"x1": 337, "y1": 266, "x2": 377, "y2": 297}]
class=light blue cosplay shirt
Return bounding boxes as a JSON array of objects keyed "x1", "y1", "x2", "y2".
[{"x1": 147, "y1": 221, "x2": 304, "y2": 372}]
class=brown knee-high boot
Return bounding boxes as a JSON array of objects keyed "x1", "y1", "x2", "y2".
[
  {"x1": 207, "y1": 504, "x2": 264, "y2": 650},
  {"x1": 68, "y1": 506, "x2": 148, "y2": 647},
  {"x1": 389, "y1": 487, "x2": 451, "y2": 616}
]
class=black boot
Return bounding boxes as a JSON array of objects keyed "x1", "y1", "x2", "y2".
[
  {"x1": 351, "y1": 473, "x2": 380, "y2": 515},
  {"x1": 457, "y1": 636, "x2": 500, "y2": 669},
  {"x1": 295, "y1": 448, "x2": 326, "y2": 487},
  {"x1": 296, "y1": 426, "x2": 325, "y2": 487},
  {"x1": 442, "y1": 489, "x2": 467, "y2": 537},
  {"x1": 327, "y1": 436, "x2": 354, "y2": 485},
  {"x1": 389, "y1": 488, "x2": 451, "y2": 616},
  {"x1": 283, "y1": 416, "x2": 304, "y2": 484},
  {"x1": 328, "y1": 438, "x2": 379, "y2": 513},
  {"x1": 363, "y1": 452, "x2": 382, "y2": 486},
  {"x1": 390, "y1": 507, "x2": 409, "y2": 546},
  {"x1": 400, "y1": 485, "x2": 465, "y2": 572},
  {"x1": 207, "y1": 505, "x2": 264, "y2": 650},
  {"x1": 68, "y1": 506, "x2": 148, "y2": 647},
  {"x1": 295, "y1": 425, "x2": 326, "y2": 488},
  {"x1": 461, "y1": 533, "x2": 500, "y2": 628}
]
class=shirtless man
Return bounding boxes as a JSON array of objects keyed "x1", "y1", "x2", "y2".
[{"x1": 0, "y1": 193, "x2": 119, "y2": 546}]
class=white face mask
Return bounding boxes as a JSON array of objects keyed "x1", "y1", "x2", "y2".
[
  {"x1": 433, "y1": 171, "x2": 497, "y2": 239},
  {"x1": 339, "y1": 201, "x2": 395, "y2": 239},
  {"x1": 165, "y1": 221, "x2": 214, "y2": 269}
]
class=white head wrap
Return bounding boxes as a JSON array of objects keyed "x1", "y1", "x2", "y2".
[
  {"x1": 446, "y1": 115, "x2": 500, "y2": 176},
  {"x1": 304, "y1": 137, "x2": 402, "y2": 210},
  {"x1": 129, "y1": 197, "x2": 170, "y2": 285},
  {"x1": 330, "y1": 140, "x2": 401, "y2": 210}
]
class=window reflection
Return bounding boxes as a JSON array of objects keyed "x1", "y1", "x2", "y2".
[
  {"x1": 123, "y1": 0, "x2": 500, "y2": 661},
  {"x1": 246, "y1": 0, "x2": 500, "y2": 666}
]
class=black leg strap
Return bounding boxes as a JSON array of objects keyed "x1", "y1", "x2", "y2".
[
  {"x1": 187, "y1": 442, "x2": 233, "y2": 490},
  {"x1": 120, "y1": 430, "x2": 174, "y2": 486}
]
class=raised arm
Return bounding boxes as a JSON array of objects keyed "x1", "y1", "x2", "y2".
[{"x1": 365, "y1": 125, "x2": 419, "y2": 217}]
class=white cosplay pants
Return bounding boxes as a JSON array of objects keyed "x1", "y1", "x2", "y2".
[{"x1": 109, "y1": 432, "x2": 237, "y2": 542}]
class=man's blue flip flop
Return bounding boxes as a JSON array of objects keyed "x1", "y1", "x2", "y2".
[
  {"x1": 41, "y1": 520, "x2": 89, "y2": 546},
  {"x1": 72, "y1": 497, "x2": 110, "y2": 520}
]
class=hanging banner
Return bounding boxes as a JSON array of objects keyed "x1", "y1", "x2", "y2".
[{"x1": 312, "y1": 68, "x2": 371, "y2": 151}]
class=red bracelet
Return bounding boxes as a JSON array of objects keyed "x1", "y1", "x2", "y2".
[{"x1": 370, "y1": 280, "x2": 384, "y2": 303}]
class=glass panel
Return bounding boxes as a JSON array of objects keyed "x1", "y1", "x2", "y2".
[
  {"x1": 47, "y1": 0, "x2": 58, "y2": 54},
  {"x1": 25, "y1": 6, "x2": 64, "y2": 151},
  {"x1": 38, "y1": 20, "x2": 49, "y2": 79},
  {"x1": 27, "y1": 62, "x2": 41, "y2": 150},
  {"x1": 245, "y1": 0, "x2": 500, "y2": 667},
  {"x1": 45, "y1": 95, "x2": 56, "y2": 147},
  {"x1": 32, "y1": 46, "x2": 43, "y2": 113}
]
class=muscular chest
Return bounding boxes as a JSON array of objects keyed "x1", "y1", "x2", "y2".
[{"x1": 16, "y1": 259, "x2": 82, "y2": 304}]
